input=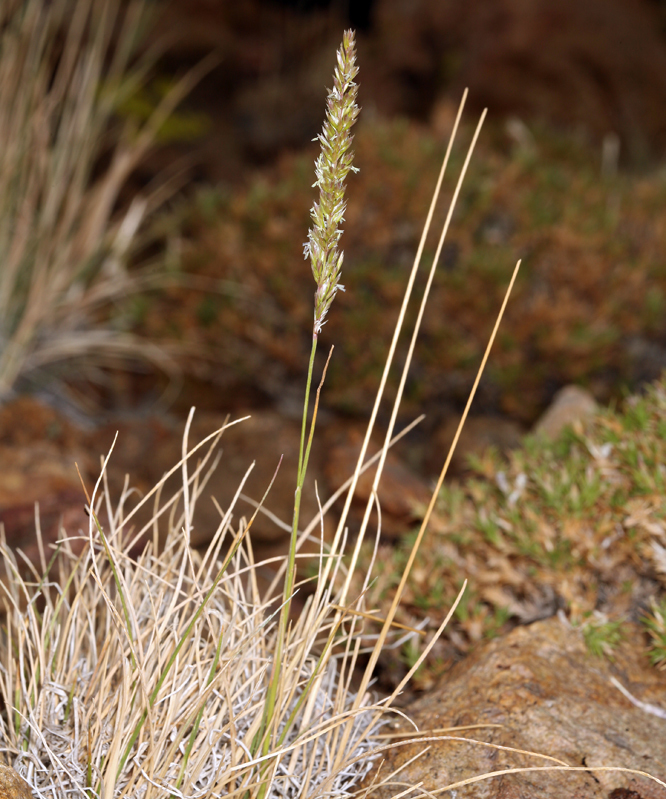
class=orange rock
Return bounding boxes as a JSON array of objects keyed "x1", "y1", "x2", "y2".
[
  {"x1": 0, "y1": 764, "x2": 32, "y2": 799},
  {"x1": 323, "y1": 425, "x2": 431, "y2": 538},
  {"x1": 365, "y1": 617, "x2": 666, "y2": 799},
  {"x1": 0, "y1": 396, "x2": 93, "y2": 564},
  {"x1": 428, "y1": 415, "x2": 524, "y2": 475}
]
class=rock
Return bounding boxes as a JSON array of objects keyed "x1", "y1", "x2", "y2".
[
  {"x1": 427, "y1": 415, "x2": 524, "y2": 475},
  {"x1": 0, "y1": 393, "x2": 336, "y2": 586},
  {"x1": 533, "y1": 385, "x2": 598, "y2": 439},
  {"x1": 0, "y1": 485, "x2": 90, "y2": 565},
  {"x1": 0, "y1": 395, "x2": 80, "y2": 450},
  {"x1": 185, "y1": 410, "x2": 329, "y2": 548},
  {"x1": 0, "y1": 764, "x2": 32, "y2": 799},
  {"x1": 0, "y1": 444, "x2": 84, "y2": 510},
  {"x1": 0, "y1": 397, "x2": 93, "y2": 564},
  {"x1": 366, "y1": 617, "x2": 666, "y2": 799}
]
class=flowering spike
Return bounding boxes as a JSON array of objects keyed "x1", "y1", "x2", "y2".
[{"x1": 304, "y1": 29, "x2": 360, "y2": 337}]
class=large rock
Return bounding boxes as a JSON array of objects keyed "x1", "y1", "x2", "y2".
[
  {"x1": 427, "y1": 415, "x2": 524, "y2": 476},
  {"x1": 0, "y1": 764, "x2": 32, "y2": 799},
  {"x1": 366, "y1": 617, "x2": 666, "y2": 799}
]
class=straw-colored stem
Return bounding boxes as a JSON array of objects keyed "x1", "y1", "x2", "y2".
[{"x1": 355, "y1": 259, "x2": 521, "y2": 708}]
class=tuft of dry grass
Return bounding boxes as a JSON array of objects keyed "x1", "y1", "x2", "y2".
[
  {"x1": 0, "y1": 0, "x2": 210, "y2": 400},
  {"x1": 0, "y1": 424, "x2": 387, "y2": 797}
]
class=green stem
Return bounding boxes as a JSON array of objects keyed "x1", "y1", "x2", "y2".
[
  {"x1": 174, "y1": 628, "x2": 226, "y2": 793},
  {"x1": 253, "y1": 335, "x2": 318, "y2": 790},
  {"x1": 288, "y1": 335, "x2": 318, "y2": 606}
]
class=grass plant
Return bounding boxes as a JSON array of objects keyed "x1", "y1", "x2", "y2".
[
  {"x1": 580, "y1": 614, "x2": 625, "y2": 659},
  {"x1": 254, "y1": 33, "x2": 360, "y2": 778},
  {"x1": 643, "y1": 597, "x2": 666, "y2": 669},
  {"x1": 1, "y1": 20, "x2": 665, "y2": 799}
]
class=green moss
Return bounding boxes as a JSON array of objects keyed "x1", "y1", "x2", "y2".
[
  {"x1": 485, "y1": 606, "x2": 511, "y2": 640},
  {"x1": 349, "y1": 375, "x2": 666, "y2": 684},
  {"x1": 582, "y1": 617, "x2": 625, "y2": 659}
]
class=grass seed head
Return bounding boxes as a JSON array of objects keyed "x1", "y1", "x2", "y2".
[{"x1": 303, "y1": 29, "x2": 360, "y2": 337}]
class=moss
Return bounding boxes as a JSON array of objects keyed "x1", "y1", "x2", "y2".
[{"x1": 348, "y1": 375, "x2": 666, "y2": 685}]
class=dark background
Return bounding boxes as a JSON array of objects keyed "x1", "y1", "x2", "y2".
[
  {"x1": 150, "y1": 0, "x2": 666, "y2": 183},
  {"x1": 122, "y1": 0, "x2": 666, "y2": 434}
]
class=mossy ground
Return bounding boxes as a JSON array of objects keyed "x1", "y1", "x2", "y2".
[{"x1": 348, "y1": 376, "x2": 666, "y2": 691}]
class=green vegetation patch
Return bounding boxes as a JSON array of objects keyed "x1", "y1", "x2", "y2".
[
  {"x1": 349, "y1": 377, "x2": 666, "y2": 689},
  {"x1": 148, "y1": 118, "x2": 666, "y2": 424}
]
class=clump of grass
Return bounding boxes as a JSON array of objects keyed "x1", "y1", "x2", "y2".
[
  {"x1": 0, "y1": 24, "x2": 488, "y2": 795},
  {"x1": 0, "y1": 424, "x2": 385, "y2": 796},
  {"x1": 0, "y1": 0, "x2": 208, "y2": 399},
  {"x1": 580, "y1": 613, "x2": 625, "y2": 659}
]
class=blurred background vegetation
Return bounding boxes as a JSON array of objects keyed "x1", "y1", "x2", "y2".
[
  {"x1": 99, "y1": 0, "x2": 666, "y2": 458},
  {"x1": 5, "y1": 0, "x2": 666, "y2": 441}
]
